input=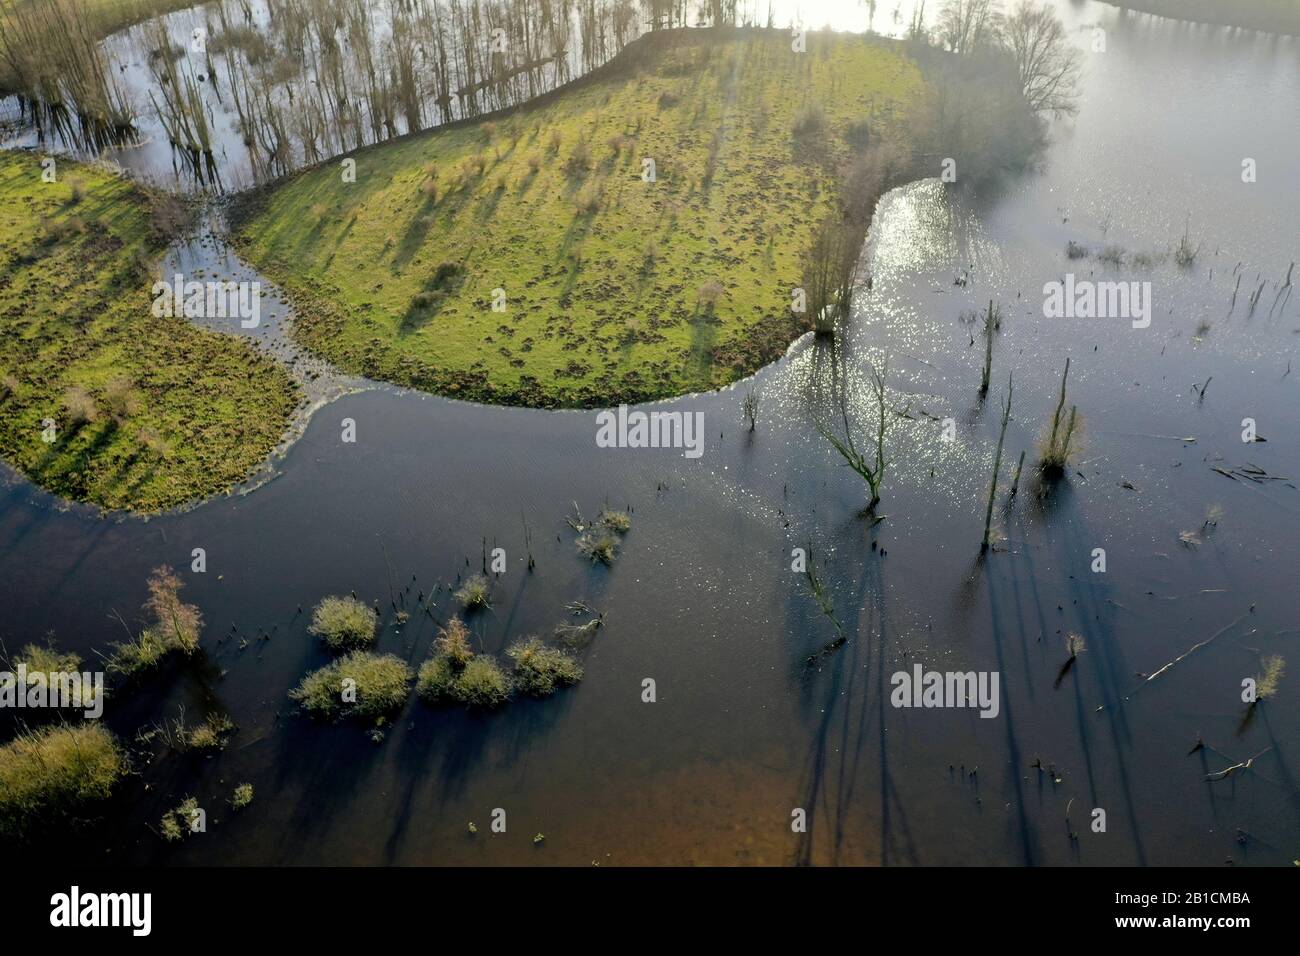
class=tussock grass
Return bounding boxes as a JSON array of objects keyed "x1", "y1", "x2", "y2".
[
  {"x1": 159, "y1": 796, "x2": 199, "y2": 842},
  {"x1": 1038, "y1": 359, "x2": 1080, "y2": 477},
  {"x1": 11, "y1": 642, "x2": 80, "y2": 674},
  {"x1": 1174, "y1": 219, "x2": 1201, "y2": 268},
  {"x1": 230, "y1": 782, "x2": 254, "y2": 810},
  {"x1": 598, "y1": 509, "x2": 631, "y2": 533},
  {"x1": 308, "y1": 595, "x2": 378, "y2": 651},
  {"x1": 576, "y1": 530, "x2": 620, "y2": 565},
  {"x1": 0, "y1": 723, "x2": 124, "y2": 839},
  {"x1": 1256, "y1": 655, "x2": 1285, "y2": 700},
  {"x1": 455, "y1": 573, "x2": 491, "y2": 611},
  {"x1": 185, "y1": 713, "x2": 235, "y2": 751},
  {"x1": 507, "y1": 636, "x2": 583, "y2": 697},
  {"x1": 289, "y1": 651, "x2": 412, "y2": 721}
]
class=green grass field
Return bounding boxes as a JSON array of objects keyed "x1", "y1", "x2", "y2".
[
  {"x1": 0, "y1": 153, "x2": 298, "y2": 511},
  {"x1": 234, "y1": 30, "x2": 924, "y2": 407}
]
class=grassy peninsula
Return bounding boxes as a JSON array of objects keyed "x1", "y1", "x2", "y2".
[{"x1": 232, "y1": 29, "x2": 926, "y2": 407}]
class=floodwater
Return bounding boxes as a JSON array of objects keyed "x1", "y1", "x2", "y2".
[
  {"x1": 4, "y1": 0, "x2": 683, "y2": 191},
  {"x1": 1, "y1": 1, "x2": 1298, "y2": 865}
]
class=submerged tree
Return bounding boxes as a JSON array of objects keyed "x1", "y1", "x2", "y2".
[
  {"x1": 816, "y1": 360, "x2": 890, "y2": 513},
  {"x1": 981, "y1": 373, "x2": 1012, "y2": 552},
  {"x1": 742, "y1": 388, "x2": 759, "y2": 431},
  {"x1": 978, "y1": 299, "x2": 1000, "y2": 395}
]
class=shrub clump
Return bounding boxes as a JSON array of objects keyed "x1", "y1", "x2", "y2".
[
  {"x1": 792, "y1": 101, "x2": 829, "y2": 152},
  {"x1": 159, "y1": 796, "x2": 200, "y2": 842},
  {"x1": 564, "y1": 140, "x2": 592, "y2": 174},
  {"x1": 0, "y1": 724, "x2": 124, "y2": 839},
  {"x1": 107, "y1": 566, "x2": 203, "y2": 678},
  {"x1": 576, "y1": 531, "x2": 619, "y2": 565},
  {"x1": 289, "y1": 651, "x2": 412, "y2": 721},
  {"x1": 417, "y1": 618, "x2": 512, "y2": 708},
  {"x1": 12, "y1": 642, "x2": 80, "y2": 674},
  {"x1": 455, "y1": 573, "x2": 491, "y2": 611},
  {"x1": 231, "y1": 783, "x2": 254, "y2": 810},
  {"x1": 507, "y1": 637, "x2": 583, "y2": 697},
  {"x1": 185, "y1": 713, "x2": 235, "y2": 751},
  {"x1": 598, "y1": 509, "x2": 631, "y2": 533},
  {"x1": 308, "y1": 595, "x2": 378, "y2": 651}
]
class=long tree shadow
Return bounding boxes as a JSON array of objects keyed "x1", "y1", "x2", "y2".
[{"x1": 981, "y1": 553, "x2": 1040, "y2": 864}]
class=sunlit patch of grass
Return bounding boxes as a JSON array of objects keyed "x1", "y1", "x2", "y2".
[{"x1": 0, "y1": 153, "x2": 298, "y2": 511}]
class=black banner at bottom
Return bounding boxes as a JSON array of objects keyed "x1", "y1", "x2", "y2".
[
  {"x1": 9, "y1": 865, "x2": 1286, "y2": 942},
  {"x1": 10, "y1": 868, "x2": 1289, "y2": 941}
]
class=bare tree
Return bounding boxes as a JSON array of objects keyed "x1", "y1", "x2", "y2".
[
  {"x1": 1001, "y1": 1, "x2": 1081, "y2": 117},
  {"x1": 815, "y1": 360, "x2": 890, "y2": 513},
  {"x1": 937, "y1": 0, "x2": 1002, "y2": 56},
  {"x1": 803, "y1": 216, "x2": 862, "y2": 336}
]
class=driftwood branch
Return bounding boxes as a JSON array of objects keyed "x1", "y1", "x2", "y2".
[
  {"x1": 1205, "y1": 748, "x2": 1270, "y2": 782},
  {"x1": 1139, "y1": 612, "x2": 1249, "y2": 688}
]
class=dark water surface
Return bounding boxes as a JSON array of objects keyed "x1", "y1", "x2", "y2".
[{"x1": 1, "y1": 1, "x2": 1298, "y2": 864}]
